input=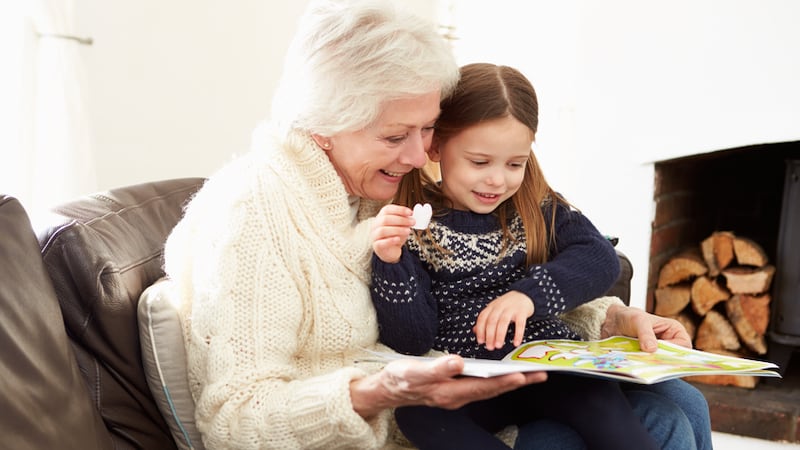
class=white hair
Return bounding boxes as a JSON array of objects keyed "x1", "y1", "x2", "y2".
[{"x1": 270, "y1": 0, "x2": 459, "y2": 136}]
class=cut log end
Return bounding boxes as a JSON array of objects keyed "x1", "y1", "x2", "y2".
[
  {"x1": 690, "y1": 276, "x2": 730, "y2": 316},
  {"x1": 733, "y1": 236, "x2": 769, "y2": 267},
  {"x1": 700, "y1": 231, "x2": 735, "y2": 276},
  {"x1": 726, "y1": 294, "x2": 768, "y2": 355},
  {"x1": 695, "y1": 310, "x2": 741, "y2": 352},
  {"x1": 655, "y1": 284, "x2": 692, "y2": 316},
  {"x1": 657, "y1": 250, "x2": 708, "y2": 288},
  {"x1": 722, "y1": 265, "x2": 776, "y2": 295}
]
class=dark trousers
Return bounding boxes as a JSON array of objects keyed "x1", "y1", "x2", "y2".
[{"x1": 395, "y1": 374, "x2": 660, "y2": 450}]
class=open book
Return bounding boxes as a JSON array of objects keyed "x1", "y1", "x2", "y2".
[{"x1": 364, "y1": 336, "x2": 780, "y2": 384}]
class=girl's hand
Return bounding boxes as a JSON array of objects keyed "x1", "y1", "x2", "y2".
[
  {"x1": 473, "y1": 291, "x2": 534, "y2": 350},
  {"x1": 370, "y1": 204, "x2": 414, "y2": 263}
]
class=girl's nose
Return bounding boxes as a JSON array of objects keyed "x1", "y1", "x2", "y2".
[{"x1": 486, "y1": 170, "x2": 504, "y2": 187}]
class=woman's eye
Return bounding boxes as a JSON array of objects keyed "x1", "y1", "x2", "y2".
[{"x1": 386, "y1": 135, "x2": 407, "y2": 144}]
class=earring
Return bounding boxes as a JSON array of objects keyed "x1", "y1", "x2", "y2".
[{"x1": 322, "y1": 142, "x2": 331, "y2": 149}]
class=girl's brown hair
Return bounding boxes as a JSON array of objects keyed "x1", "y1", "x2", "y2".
[{"x1": 395, "y1": 63, "x2": 569, "y2": 266}]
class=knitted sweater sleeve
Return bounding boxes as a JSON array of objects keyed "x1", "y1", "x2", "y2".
[
  {"x1": 560, "y1": 295, "x2": 626, "y2": 340},
  {"x1": 165, "y1": 168, "x2": 388, "y2": 449},
  {"x1": 509, "y1": 202, "x2": 621, "y2": 321},
  {"x1": 370, "y1": 249, "x2": 438, "y2": 355}
]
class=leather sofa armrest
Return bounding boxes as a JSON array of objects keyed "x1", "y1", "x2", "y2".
[
  {"x1": 0, "y1": 195, "x2": 111, "y2": 450},
  {"x1": 605, "y1": 250, "x2": 633, "y2": 306},
  {"x1": 35, "y1": 178, "x2": 204, "y2": 450}
]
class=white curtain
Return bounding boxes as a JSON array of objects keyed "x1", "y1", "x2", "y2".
[
  {"x1": 0, "y1": 3, "x2": 34, "y2": 205},
  {"x1": 0, "y1": 0, "x2": 95, "y2": 217}
]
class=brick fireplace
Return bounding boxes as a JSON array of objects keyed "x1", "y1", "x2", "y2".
[{"x1": 648, "y1": 141, "x2": 800, "y2": 442}]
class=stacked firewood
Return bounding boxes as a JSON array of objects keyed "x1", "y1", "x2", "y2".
[{"x1": 654, "y1": 231, "x2": 774, "y2": 387}]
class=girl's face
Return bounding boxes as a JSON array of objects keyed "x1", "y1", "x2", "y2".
[
  {"x1": 324, "y1": 91, "x2": 440, "y2": 201},
  {"x1": 430, "y1": 115, "x2": 534, "y2": 213}
]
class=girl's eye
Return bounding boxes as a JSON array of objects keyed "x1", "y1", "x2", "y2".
[
  {"x1": 471, "y1": 160, "x2": 488, "y2": 166},
  {"x1": 509, "y1": 162, "x2": 525, "y2": 168},
  {"x1": 422, "y1": 126, "x2": 435, "y2": 134}
]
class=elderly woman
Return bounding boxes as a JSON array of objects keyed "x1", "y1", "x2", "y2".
[{"x1": 164, "y1": 0, "x2": 710, "y2": 449}]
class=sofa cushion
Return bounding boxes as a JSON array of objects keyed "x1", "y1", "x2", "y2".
[
  {"x1": 139, "y1": 278, "x2": 205, "y2": 450},
  {"x1": 36, "y1": 178, "x2": 204, "y2": 450},
  {"x1": 0, "y1": 195, "x2": 111, "y2": 450}
]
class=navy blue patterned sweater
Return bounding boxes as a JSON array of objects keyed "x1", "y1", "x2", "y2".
[{"x1": 370, "y1": 201, "x2": 620, "y2": 360}]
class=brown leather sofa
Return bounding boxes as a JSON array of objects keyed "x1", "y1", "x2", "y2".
[
  {"x1": 0, "y1": 178, "x2": 632, "y2": 450},
  {"x1": 1, "y1": 179, "x2": 203, "y2": 450}
]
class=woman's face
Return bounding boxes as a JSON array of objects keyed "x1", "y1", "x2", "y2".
[
  {"x1": 429, "y1": 115, "x2": 534, "y2": 213},
  {"x1": 325, "y1": 91, "x2": 440, "y2": 201}
]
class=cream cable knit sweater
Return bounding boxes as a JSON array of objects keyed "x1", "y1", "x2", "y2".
[{"x1": 164, "y1": 127, "x2": 620, "y2": 450}]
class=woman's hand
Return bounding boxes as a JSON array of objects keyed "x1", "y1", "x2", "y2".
[
  {"x1": 473, "y1": 291, "x2": 534, "y2": 350},
  {"x1": 350, "y1": 354, "x2": 546, "y2": 420},
  {"x1": 370, "y1": 204, "x2": 414, "y2": 263},
  {"x1": 602, "y1": 303, "x2": 692, "y2": 352}
]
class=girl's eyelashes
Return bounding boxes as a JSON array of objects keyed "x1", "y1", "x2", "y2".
[{"x1": 468, "y1": 159, "x2": 526, "y2": 168}]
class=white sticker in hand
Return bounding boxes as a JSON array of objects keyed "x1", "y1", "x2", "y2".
[{"x1": 411, "y1": 203, "x2": 432, "y2": 230}]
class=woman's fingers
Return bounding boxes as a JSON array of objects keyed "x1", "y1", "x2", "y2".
[
  {"x1": 381, "y1": 356, "x2": 546, "y2": 410},
  {"x1": 602, "y1": 304, "x2": 692, "y2": 353}
]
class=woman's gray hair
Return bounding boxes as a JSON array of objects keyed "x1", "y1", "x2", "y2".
[{"x1": 270, "y1": 0, "x2": 459, "y2": 136}]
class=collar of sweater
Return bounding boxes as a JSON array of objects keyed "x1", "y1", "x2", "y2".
[
  {"x1": 434, "y1": 209, "x2": 505, "y2": 234},
  {"x1": 254, "y1": 125, "x2": 385, "y2": 226}
]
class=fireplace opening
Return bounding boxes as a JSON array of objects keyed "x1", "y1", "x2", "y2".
[{"x1": 647, "y1": 140, "x2": 800, "y2": 442}]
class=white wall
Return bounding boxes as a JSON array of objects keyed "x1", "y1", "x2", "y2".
[
  {"x1": 77, "y1": 0, "x2": 800, "y2": 309},
  {"x1": 76, "y1": 0, "x2": 309, "y2": 188},
  {"x1": 446, "y1": 0, "x2": 800, "y2": 308},
  {"x1": 76, "y1": 0, "x2": 433, "y2": 190}
]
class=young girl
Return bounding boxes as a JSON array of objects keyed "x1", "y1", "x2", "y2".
[{"x1": 369, "y1": 63, "x2": 659, "y2": 450}]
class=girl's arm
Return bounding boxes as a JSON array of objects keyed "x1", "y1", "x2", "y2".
[
  {"x1": 509, "y1": 202, "x2": 620, "y2": 320},
  {"x1": 370, "y1": 249, "x2": 439, "y2": 355}
]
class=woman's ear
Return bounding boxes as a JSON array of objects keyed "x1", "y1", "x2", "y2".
[{"x1": 311, "y1": 134, "x2": 332, "y2": 150}]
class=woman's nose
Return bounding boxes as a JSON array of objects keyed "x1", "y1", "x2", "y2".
[{"x1": 400, "y1": 131, "x2": 428, "y2": 168}]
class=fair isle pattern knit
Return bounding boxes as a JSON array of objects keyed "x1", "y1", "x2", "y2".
[{"x1": 371, "y1": 205, "x2": 620, "y2": 360}]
